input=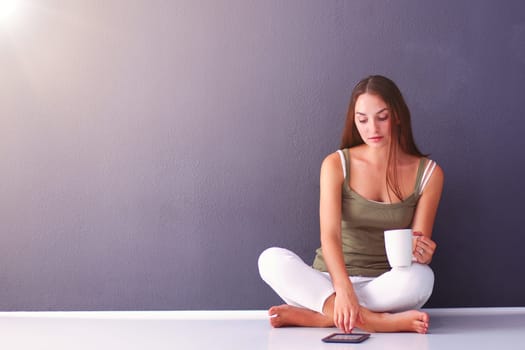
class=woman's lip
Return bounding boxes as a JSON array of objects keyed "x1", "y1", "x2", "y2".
[{"x1": 368, "y1": 136, "x2": 383, "y2": 141}]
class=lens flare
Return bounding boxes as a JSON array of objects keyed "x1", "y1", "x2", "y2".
[{"x1": 0, "y1": 0, "x2": 19, "y2": 22}]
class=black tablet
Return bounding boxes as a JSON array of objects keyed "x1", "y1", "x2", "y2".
[{"x1": 322, "y1": 332, "x2": 370, "y2": 343}]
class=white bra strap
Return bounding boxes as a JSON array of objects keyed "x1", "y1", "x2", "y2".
[
  {"x1": 337, "y1": 150, "x2": 346, "y2": 179},
  {"x1": 419, "y1": 160, "x2": 437, "y2": 194}
]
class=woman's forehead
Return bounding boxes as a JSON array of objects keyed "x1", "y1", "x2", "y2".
[{"x1": 355, "y1": 93, "x2": 388, "y2": 114}]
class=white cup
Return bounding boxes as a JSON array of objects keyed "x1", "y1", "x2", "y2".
[{"x1": 384, "y1": 229, "x2": 413, "y2": 268}]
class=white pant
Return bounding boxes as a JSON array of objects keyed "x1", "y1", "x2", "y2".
[{"x1": 258, "y1": 247, "x2": 434, "y2": 314}]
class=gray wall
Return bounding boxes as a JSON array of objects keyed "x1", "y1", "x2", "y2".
[{"x1": 0, "y1": 1, "x2": 524, "y2": 310}]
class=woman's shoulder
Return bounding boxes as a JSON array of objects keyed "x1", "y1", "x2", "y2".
[
  {"x1": 321, "y1": 147, "x2": 360, "y2": 165},
  {"x1": 420, "y1": 157, "x2": 444, "y2": 177},
  {"x1": 418, "y1": 157, "x2": 445, "y2": 191},
  {"x1": 321, "y1": 151, "x2": 345, "y2": 179},
  {"x1": 321, "y1": 150, "x2": 343, "y2": 168},
  {"x1": 428, "y1": 160, "x2": 444, "y2": 182}
]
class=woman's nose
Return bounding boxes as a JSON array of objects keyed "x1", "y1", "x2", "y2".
[{"x1": 371, "y1": 119, "x2": 380, "y2": 131}]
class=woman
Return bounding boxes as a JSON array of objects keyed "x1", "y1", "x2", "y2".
[{"x1": 258, "y1": 75, "x2": 444, "y2": 334}]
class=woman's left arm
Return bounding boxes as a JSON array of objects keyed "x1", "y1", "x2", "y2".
[{"x1": 411, "y1": 164, "x2": 445, "y2": 264}]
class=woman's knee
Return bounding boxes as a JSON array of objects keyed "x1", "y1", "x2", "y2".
[
  {"x1": 365, "y1": 263, "x2": 435, "y2": 312},
  {"x1": 411, "y1": 263, "x2": 435, "y2": 297},
  {"x1": 397, "y1": 263, "x2": 435, "y2": 308},
  {"x1": 257, "y1": 247, "x2": 292, "y2": 283}
]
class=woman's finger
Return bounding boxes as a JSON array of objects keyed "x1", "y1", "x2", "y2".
[
  {"x1": 349, "y1": 308, "x2": 358, "y2": 332},
  {"x1": 416, "y1": 241, "x2": 436, "y2": 263},
  {"x1": 344, "y1": 311, "x2": 352, "y2": 333},
  {"x1": 417, "y1": 238, "x2": 436, "y2": 252},
  {"x1": 418, "y1": 237, "x2": 435, "y2": 249},
  {"x1": 337, "y1": 312, "x2": 347, "y2": 333},
  {"x1": 336, "y1": 313, "x2": 343, "y2": 331},
  {"x1": 418, "y1": 244, "x2": 434, "y2": 259}
]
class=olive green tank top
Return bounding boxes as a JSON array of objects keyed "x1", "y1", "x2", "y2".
[{"x1": 312, "y1": 149, "x2": 430, "y2": 277}]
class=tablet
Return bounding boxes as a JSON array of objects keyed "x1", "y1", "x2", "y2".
[{"x1": 322, "y1": 332, "x2": 370, "y2": 343}]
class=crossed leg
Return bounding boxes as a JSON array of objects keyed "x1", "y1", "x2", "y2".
[
  {"x1": 267, "y1": 293, "x2": 429, "y2": 334},
  {"x1": 258, "y1": 248, "x2": 431, "y2": 333}
]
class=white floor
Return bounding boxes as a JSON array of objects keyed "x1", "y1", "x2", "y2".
[{"x1": 1, "y1": 308, "x2": 524, "y2": 349}]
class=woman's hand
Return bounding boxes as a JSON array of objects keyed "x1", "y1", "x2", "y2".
[
  {"x1": 413, "y1": 231, "x2": 436, "y2": 264},
  {"x1": 333, "y1": 286, "x2": 362, "y2": 333}
]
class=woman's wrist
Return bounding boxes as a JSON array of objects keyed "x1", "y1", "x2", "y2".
[{"x1": 333, "y1": 278, "x2": 353, "y2": 294}]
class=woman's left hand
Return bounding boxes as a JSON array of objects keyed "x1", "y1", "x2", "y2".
[{"x1": 413, "y1": 231, "x2": 436, "y2": 264}]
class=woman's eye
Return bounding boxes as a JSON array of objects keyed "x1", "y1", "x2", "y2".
[
  {"x1": 377, "y1": 115, "x2": 389, "y2": 121},
  {"x1": 358, "y1": 118, "x2": 367, "y2": 124}
]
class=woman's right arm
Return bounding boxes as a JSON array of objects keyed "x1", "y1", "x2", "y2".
[{"x1": 319, "y1": 152, "x2": 361, "y2": 333}]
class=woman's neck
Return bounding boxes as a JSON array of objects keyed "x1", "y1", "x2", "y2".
[{"x1": 362, "y1": 145, "x2": 391, "y2": 167}]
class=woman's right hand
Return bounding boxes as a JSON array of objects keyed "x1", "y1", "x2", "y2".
[{"x1": 333, "y1": 286, "x2": 361, "y2": 333}]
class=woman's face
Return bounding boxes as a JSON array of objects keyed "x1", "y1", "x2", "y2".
[{"x1": 354, "y1": 93, "x2": 393, "y2": 148}]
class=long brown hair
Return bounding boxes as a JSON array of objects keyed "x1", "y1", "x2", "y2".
[{"x1": 340, "y1": 75, "x2": 427, "y2": 201}]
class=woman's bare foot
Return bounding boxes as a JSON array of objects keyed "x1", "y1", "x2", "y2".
[
  {"x1": 267, "y1": 301, "x2": 429, "y2": 334},
  {"x1": 268, "y1": 304, "x2": 333, "y2": 328},
  {"x1": 357, "y1": 309, "x2": 430, "y2": 334}
]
